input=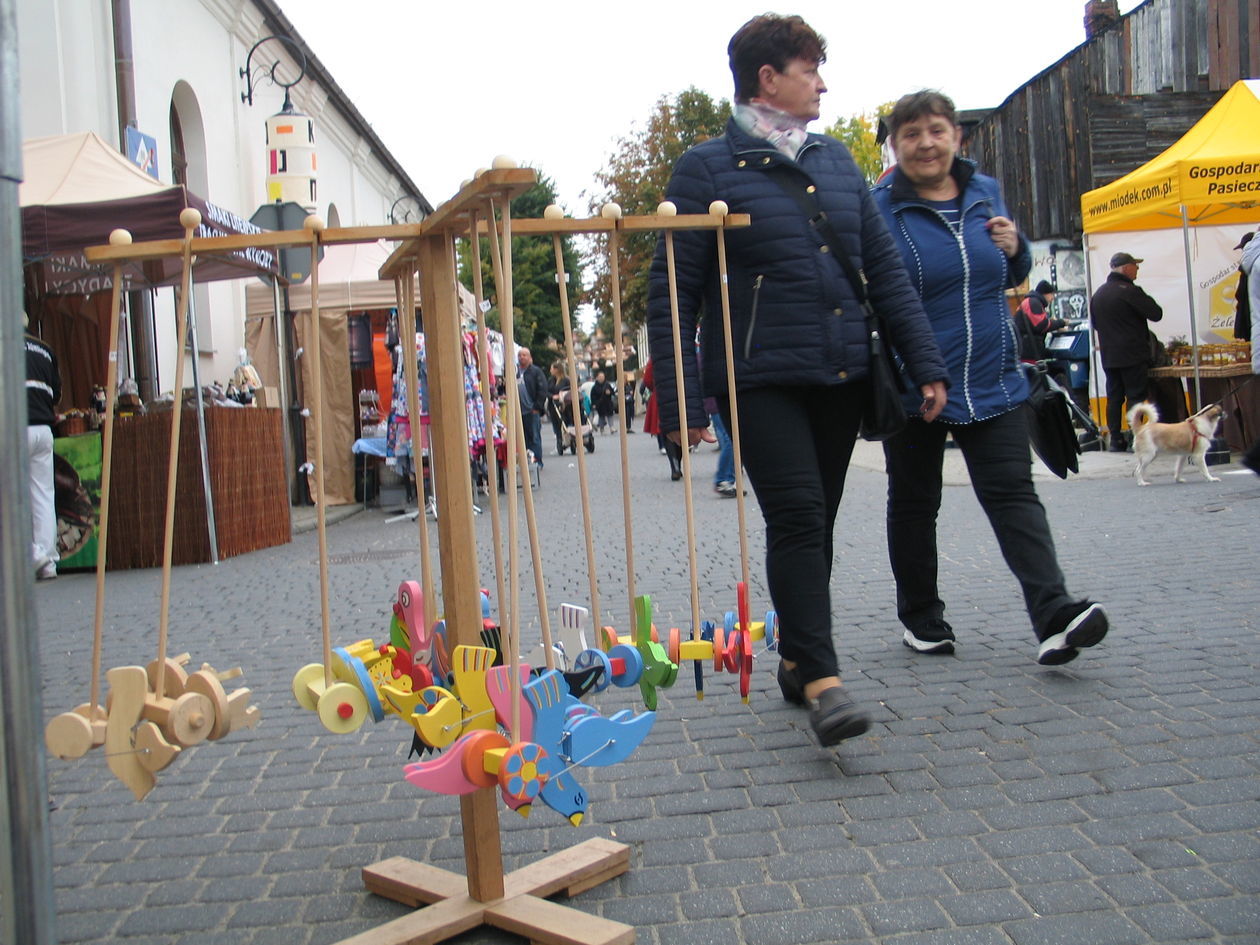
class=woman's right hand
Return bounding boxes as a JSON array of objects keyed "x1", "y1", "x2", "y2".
[
  {"x1": 919, "y1": 381, "x2": 947, "y2": 422},
  {"x1": 668, "y1": 427, "x2": 717, "y2": 447}
]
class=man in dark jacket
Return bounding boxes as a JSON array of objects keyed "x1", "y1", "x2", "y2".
[
  {"x1": 26, "y1": 314, "x2": 62, "y2": 581},
  {"x1": 1089, "y1": 252, "x2": 1163, "y2": 450},
  {"x1": 516, "y1": 347, "x2": 548, "y2": 468},
  {"x1": 645, "y1": 14, "x2": 948, "y2": 747}
]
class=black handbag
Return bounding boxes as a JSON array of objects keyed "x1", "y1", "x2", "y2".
[{"x1": 765, "y1": 168, "x2": 907, "y2": 441}]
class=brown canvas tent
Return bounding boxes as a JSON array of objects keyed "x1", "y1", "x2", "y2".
[
  {"x1": 244, "y1": 240, "x2": 479, "y2": 506},
  {"x1": 21, "y1": 131, "x2": 281, "y2": 295}
]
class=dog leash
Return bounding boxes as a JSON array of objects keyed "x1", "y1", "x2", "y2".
[{"x1": 1202, "y1": 371, "x2": 1256, "y2": 410}]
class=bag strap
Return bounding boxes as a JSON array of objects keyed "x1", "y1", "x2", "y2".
[{"x1": 764, "y1": 165, "x2": 873, "y2": 314}]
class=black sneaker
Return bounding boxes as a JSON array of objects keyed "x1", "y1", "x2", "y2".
[
  {"x1": 777, "y1": 661, "x2": 805, "y2": 705},
  {"x1": 903, "y1": 619, "x2": 955, "y2": 654},
  {"x1": 1038, "y1": 601, "x2": 1108, "y2": 665},
  {"x1": 808, "y1": 687, "x2": 870, "y2": 746}
]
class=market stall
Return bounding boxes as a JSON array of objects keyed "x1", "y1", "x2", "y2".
[
  {"x1": 1080, "y1": 79, "x2": 1260, "y2": 434},
  {"x1": 243, "y1": 239, "x2": 485, "y2": 506},
  {"x1": 20, "y1": 131, "x2": 288, "y2": 566}
]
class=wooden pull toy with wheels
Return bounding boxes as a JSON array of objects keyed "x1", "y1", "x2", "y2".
[{"x1": 44, "y1": 215, "x2": 261, "y2": 801}]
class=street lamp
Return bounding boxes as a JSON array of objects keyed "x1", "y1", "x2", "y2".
[{"x1": 240, "y1": 35, "x2": 316, "y2": 212}]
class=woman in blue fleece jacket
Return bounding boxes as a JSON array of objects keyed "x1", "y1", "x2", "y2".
[
  {"x1": 871, "y1": 90, "x2": 1108, "y2": 666},
  {"x1": 646, "y1": 15, "x2": 948, "y2": 746}
]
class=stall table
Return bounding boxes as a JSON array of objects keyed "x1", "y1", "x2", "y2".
[{"x1": 1148, "y1": 363, "x2": 1257, "y2": 451}]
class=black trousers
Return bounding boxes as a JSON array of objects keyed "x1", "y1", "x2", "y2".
[
  {"x1": 728, "y1": 384, "x2": 865, "y2": 683},
  {"x1": 883, "y1": 409, "x2": 1073, "y2": 640},
  {"x1": 1103, "y1": 362, "x2": 1149, "y2": 439}
]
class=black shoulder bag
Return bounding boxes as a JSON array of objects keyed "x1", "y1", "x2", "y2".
[{"x1": 765, "y1": 166, "x2": 907, "y2": 441}]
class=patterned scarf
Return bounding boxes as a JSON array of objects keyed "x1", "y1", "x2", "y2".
[{"x1": 734, "y1": 101, "x2": 811, "y2": 161}]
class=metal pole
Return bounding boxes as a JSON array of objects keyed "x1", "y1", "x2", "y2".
[
  {"x1": 0, "y1": 0, "x2": 58, "y2": 939},
  {"x1": 271, "y1": 277, "x2": 295, "y2": 520},
  {"x1": 185, "y1": 277, "x2": 219, "y2": 562},
  {"x1": 1081, "y1": 234, "x2": 1107, "y2": 435},
  {"x1": 1180, "y1": 205, "x2": 1203, "y2": 410}
]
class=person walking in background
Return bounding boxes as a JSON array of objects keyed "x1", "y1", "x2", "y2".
[
  {"x1": 1089, "y1": 252, "x2": 1163, "y2": 451},
  {"x1": 647, "y1": 15, "x2": 948, "y2": 746},
  {"x1": 872, "y1": 89, "x2": 1108, "y2": 667},
  {"x1": 706, "y1": 396, "x2": 737, "y2": 497},
  {"x1": 546, "y1": 361, "x2": 568, "y2": 455},
  {"x1": 590, "y1": 371, "x2": 617, "y2": 434},
  {"x1": 516, "y1": 347, "x2": 548, "y2": 468},
  {"x1": 640, "y1": 359, "x2": 684, "y2": 480},
  {"x1": 26, "y1": 312, "x2": 61, "y2": 582},
  {"x1": 622, "y1": 373, "x2": 638, "y2": 433}
]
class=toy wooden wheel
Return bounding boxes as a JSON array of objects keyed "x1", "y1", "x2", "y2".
[
  {"x1": 146, "y1": 657, "x2": 189, "y2": 698},
  {"x1": 459, "y1": 730, "x2": 508, "y2": 789},
  {"x1": 765, "y1": 610, "x2": 779, "y2": 650},
  {"x1": 165, "y1": 691, "x2": 214, "y2": 747},
  {"x1": 573, "y1": 648, "x2": 612, "y2": 693},
  {"x1": 317, "y1": 682, "x2": 369, "y2": 734},
  {"x1": 711, "y1": 625, "x2": 726, "y2": 672},
  {"x1": 499, "y1": 742, "x2": 549, "y2": 802},
  {"x1": 45, "y1": 711, "x2": 95, "y2": 760},
  {"x1": 667, "y1": 627, "x2": 681, "y2": 664},
  {"x1": 292, "y1": 663, "x2": 326, "y2": 710},
  {"x1": 607, "y1": 644, "x2": 644, "y2": 688},
  {"x1": 599, "y1": 626, "x2": 619, "y2": 651},
  {"x1": 185, "y1": 669, "x2": 231, "y2": 740}
]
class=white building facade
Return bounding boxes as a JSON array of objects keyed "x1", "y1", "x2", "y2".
[{"x1": 17, "y1": 0, "x2": 429, "y2": 393}]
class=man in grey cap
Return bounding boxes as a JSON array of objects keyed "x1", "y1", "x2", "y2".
[{"x1": 1090, "y1": 252, "x2": 1163, "y2": 451}]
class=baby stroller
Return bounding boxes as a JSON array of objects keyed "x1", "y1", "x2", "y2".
[{"x1": 557, "y1": 389, "x2": 595, "y2": 455}]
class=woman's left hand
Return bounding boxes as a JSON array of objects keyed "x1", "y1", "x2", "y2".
[{"x1": 986, "y1": 216, "x2": 1019, "y2": 258}]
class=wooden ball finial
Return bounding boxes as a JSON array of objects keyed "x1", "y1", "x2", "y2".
[
  {"x1": 491, "y1": 155, "x2": 517, "y2": 170},
  {"x1": 600, "y1": 203, "x2": 623, "y2": 220},
  {"x1": 109, "y1": 228, "x2": 133, "y2": 246},
  {"x1": 303, "y1": 215, "x2": 326, "y2": 232},
  {"x1": 543, "y1": 204, "x2": 565, "y2": 220},
  {"x1": 657, "y1": 200, "x2": 677, "y2": 217},
  {"x1": 708, "y1": 200, "x2": 729, "y2": 217},
  {"x1": 179, "y1": 207, "x2": 202, "y2": 230}
]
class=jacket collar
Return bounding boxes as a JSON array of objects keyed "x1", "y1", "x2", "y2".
[{"x1": 887, "y1": 157, "x2": 978, "y2": 205}]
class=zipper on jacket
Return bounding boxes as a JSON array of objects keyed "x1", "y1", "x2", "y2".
[{"x1": 744, "y1": 275, "x2": 764, "y2": 359}]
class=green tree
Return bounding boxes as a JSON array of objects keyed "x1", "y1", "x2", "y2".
[
  {"x1": 585, "y1": 87, "x2": 731, "y2": 340},
  {"x1": 822, "y1": 103, "x2": 894, "y2": 185},
  {"x1": 457, "y1": 170, "x2": 581, "y2": 370}
]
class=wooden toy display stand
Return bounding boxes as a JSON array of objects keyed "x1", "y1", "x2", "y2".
[
  {"x1": 358, "y1": 170, "x2": 632, "y2": 945},
  {"x1": 83, "y1": 169, "x2": 750, "y2": 945}
]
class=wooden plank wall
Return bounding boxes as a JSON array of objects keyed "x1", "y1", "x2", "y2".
[{"x1": 960, "y1": 0, "x2": 1254, "y2": 243}]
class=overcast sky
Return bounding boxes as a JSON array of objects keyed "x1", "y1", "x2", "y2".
[{"x1": 279, "y1": 0, "x2": 1144, "y2": 214}]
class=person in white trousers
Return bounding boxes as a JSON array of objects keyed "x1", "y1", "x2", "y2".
[{"x1": 25, "y1": 313, "x2": 61, "y2": 581}]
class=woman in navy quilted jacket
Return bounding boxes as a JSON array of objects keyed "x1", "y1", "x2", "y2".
[
  {"x1": 871, "y1": 90, "x2": 1108, "y2": 666},
  {"x1": 646, "y1": 14, "x2": 948, "y2": 747}
]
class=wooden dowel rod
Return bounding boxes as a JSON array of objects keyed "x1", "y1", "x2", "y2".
[
  {"x1": 662, "y1": 230, "x2": 703, "y2": 639},
  {"x1": 305, "y1": 222, "x2": 333, "y2": 689},
  {"x1": 155, "y1": 215, "x2": 199, "y2": 698},
  {"x1": 714, "y1": 214, "x2": 752, "y2": 591},
  {"x1": 89, "y1": 263, "x2": 125, "y2": 712},
  {"x1": 552, "y1": 233, "x2": 603, "y2": 635},
  {"x1": 604, "y1": 220, "x2": 638, "y2": 628}
]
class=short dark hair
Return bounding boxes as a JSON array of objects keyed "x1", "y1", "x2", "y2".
[
  {"x1": 728, "y1": 14, "x2": 826, "y2": 103},
  {"x1": 886, "y1": 90, "x2": 958, "y2": 139},
  {"x1": 1035, "y1": 280, "x2": 1056, "y2": 296}
]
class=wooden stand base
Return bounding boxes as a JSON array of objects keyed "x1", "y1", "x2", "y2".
[{"x1": 335, "y1": 837, "x2": 634, "y2": 945}]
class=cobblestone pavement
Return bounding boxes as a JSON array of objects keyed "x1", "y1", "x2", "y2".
[{"x1": 37, "y1": 429, "x2": 1260, "y2": 944}]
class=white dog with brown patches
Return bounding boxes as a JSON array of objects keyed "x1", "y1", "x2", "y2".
[{"x1": 1127, "y1": 402, "x2": 1224, "y2": 486}]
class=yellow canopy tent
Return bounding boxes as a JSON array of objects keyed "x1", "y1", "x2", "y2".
[{"x1": 1080, "y1": 79, "x2": 1260, "y2": 408}]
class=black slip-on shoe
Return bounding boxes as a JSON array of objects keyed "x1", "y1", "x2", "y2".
[
  {"x1": 903, "y1": 619, "x2": 956, "y2": 654},
  {"x1": 1037, "y1": 601, "x2": 1109, "y2": 665},
  {"x1": 809, "y1": 687, "x2": 870, "y2": 746}
]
